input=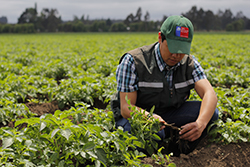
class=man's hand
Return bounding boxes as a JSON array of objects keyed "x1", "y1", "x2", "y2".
[
  {"x1": 179, "y1": 121, "x2": 206, "y2": 141},
  {"x1": 152, "y1": 114, "x2": 166, "y2": 131}
]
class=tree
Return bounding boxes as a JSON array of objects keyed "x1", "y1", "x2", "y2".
[
  {"x1": 235, "y1": 11, "x2": 249, "y2": 29},
  {"x1": 80, "y1": 15, "x2": 85, "y2": 22},
  {"x1": 39, "y1": 8, "x2": 62, "y2": 32},
  {"x1": 90, "y1": 21, "x2": 108, "y2": 32},
  {"x1": 144, "y1": 11, "x2": 150, "y2": 22},
  {"x1": 18, "y1": 8, "x2": 37, "y2": 24},
  {"x1": 124, "y1": 13, "x2": 134, "y2": 26},
  {"x1": 203, "y1": 10, "x2": 215, "y2": 31},
  {"x1": 58, "y1": 22, "x2": 73, "y2": 32},
  {"x1": 110, "y1": 22, "x2": 127, "y2": 32},
  {"x1": 220, "y1": 9, "x2": 234, "y2": 29},
  {"x1": 134, "y1": 7, "x2": 142, "y2": 22},
  {"x1": 161, "y1": 15, "x2": 168, "y2": 24},
  {"x1": 73, "y1": 21, "x2": 86, "y2": 32},
  {"x1": 73, "y1": 15, "x2": 79, "y2": 22},
  {"x1": 182, "y1": 6, "x2": 247, "y2": 31},
  {"x1": 0, "y1": 24, "x2": 12, "y2": 33},
  {"x1": 124, "y1": 7, "x2": 144, "y2": 26},
  {"x1": 226, "y1": 19, "x2": 245, "y2": 31},
  {"x1": 235, "y1": 11, "x2": 245, "y2": 20},
  {"x1": 106, "y1": 18, "x2": 112, "y2": 27},
  {"x1": 13, "y1": 23, "x2": 35, "y2": 33},
  {"x1": 197, "y1": 8, "x2": 205, "y2": 30},
  {"x1": 0, "y1": 16, "x2": 8, "y2": 24},
  {"x1": 143, "y1": 11, "x2": 150, "y2": 31},
  {"x1": 182, "y1": 6, "x2": 198, "y2": 29},
  {"x1": 212, "y1": 14, "x2": 222, "y2": 30}
]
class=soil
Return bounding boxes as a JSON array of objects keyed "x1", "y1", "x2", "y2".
[
  {"x1": 142, "y1": 138, "x2": 250, "y2": 167},
  {"x1": 5, "y1": 101, "x2": 250, "y2": 167}
]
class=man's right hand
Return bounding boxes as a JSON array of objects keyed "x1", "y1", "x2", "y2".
[{"x1": 152, "y1": 114, "x2": 166, "y2": 131}]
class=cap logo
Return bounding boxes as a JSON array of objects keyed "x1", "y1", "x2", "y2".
[{"x1": 175, "y1": 26, "x2": 189, "y2": 38}]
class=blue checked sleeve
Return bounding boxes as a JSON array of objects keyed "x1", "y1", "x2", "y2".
[
  {"x1": 192, "y1": 55, "x2": 207, "y2": 82},
  {"x1": 116, "y1": 54, "x2": 138, "y2": 92}
]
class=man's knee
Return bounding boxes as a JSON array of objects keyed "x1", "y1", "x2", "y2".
[
  {"x1": 115, "y1": 118, "x2": 131, "y2": 132},
  {"x1": 209, "y1": 108, "x2": 219, "y2": 124}
]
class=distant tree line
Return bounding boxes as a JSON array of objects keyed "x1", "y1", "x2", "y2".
[
  {"x1": 0, "y1": 5, "x2": 250, "y2": 33},
  {"x1": 181, "y1": 6, "x2": 250, "y2": 31}
]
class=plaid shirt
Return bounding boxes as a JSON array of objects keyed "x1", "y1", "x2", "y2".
[{"x1": 116, "y1": 43, "x2": 207, "y2": 92}]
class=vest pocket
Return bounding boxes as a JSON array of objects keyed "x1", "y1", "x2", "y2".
[
  {"x1": 137, "y1": 87, "x2": 163, "y2": 110},
  {"x1": 175, "y1": 87, "x2": 191, "y2": 101}
]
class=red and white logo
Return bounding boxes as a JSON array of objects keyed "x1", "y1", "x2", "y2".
[
  {"x1": 176, "y1": 26, "x2": 189, "y2": 38},
  {"x1": 180, "y1": 27, "x2": 189, "y2": 38}
]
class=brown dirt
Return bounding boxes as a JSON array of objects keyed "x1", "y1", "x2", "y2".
[
  {"x1": 142, "y1": 138, "x2": 250, "y2": 167},
  {"x1": 8, "y1": 101, "x2": 250, "y2": 167},
  {"x1": 25, "y1": 101, "x2": 60, "y2": 116}
]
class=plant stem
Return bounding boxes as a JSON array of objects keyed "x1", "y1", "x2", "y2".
[{"x1": 163, "y1": 123, "x2": 181, "y2": 131}]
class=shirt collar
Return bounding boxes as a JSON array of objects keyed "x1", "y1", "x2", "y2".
[{"x1": 155, "y1": 43, "x2": 180, "y2": 72}]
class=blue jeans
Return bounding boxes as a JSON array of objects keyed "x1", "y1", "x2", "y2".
[{"x1": 115, "y1": 101, "x2": 219, "y2": 156}]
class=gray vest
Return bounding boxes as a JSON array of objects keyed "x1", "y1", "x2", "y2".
[{"x1": 111, "y1": 42, "x2": 195, "y2": 121}]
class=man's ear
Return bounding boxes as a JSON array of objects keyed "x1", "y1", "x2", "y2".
[{"x1": 158, "y1": 31, "x2": 162, "y2": 43}]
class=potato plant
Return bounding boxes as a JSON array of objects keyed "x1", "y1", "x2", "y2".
[{"x1": 0, "y1": 104, "x2": 152, "y2": 166}]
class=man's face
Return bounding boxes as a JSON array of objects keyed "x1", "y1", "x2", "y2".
[{"x1": 158, "y1": 37, "x2": 185, "y2": 66}]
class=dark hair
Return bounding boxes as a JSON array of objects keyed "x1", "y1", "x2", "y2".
[{"x1": 161, "y1": 32, "x2": 166, "y2": 42}]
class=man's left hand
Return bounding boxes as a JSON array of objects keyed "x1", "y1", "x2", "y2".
[{"x1": 179, "y1": 121, "x2": 206, "y2": 142}]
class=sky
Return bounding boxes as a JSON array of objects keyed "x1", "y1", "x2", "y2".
[{"x1": 1, "y1": 0, "x2": 250, "y2": 24}]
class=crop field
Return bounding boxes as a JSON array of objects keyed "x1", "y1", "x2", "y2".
[{"x1": 0, "y1": 32, "x2": 249, "y2": 166}]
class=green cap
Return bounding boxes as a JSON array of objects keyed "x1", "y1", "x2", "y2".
[{"x1": 160, "y1": 15, "x2": 194, "y2": 54}]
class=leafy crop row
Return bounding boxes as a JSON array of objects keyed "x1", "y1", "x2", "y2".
[
  {"x1": 0, "y1": 101, "x2": 177, "y2": 166},
  {"x1": 0, "y1": 104, "x2": 142, "y2": 166}
]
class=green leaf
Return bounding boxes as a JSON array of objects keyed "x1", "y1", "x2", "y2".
[
  {"x1": 87, "y1": 151, "x2": 97, "y2": 159},
  {"x1": 51, "y1": 128, "x2": 60, "y2": 138},
  {"x1": 96, "y1": 148, "x2": 107, "y2": 166},
  {"x1": 151, "y1": 140, "x2": 159, "y2": 150},
  {"x1": 113, "y1": 141, "x2": 120, "y2": 152},
  {"x1": 149, "y1": 105, "x2": 155, "y2": 115},
  {"x1": 80, "y1": 151, "x2": 86, "y2": 158},
  {"x1": 83, "y1": 141, "x2": 96, "y2": 151},
  {"x1": 2, "y1": 137, "x2": 14, "y2": 149},
  {"x1": 15, "y1": 119, "x2": 27, "y2": 127},
  {"x1": 168, "y1": 163, "x2": 177, "y2": 167},
  {"x1": 152, "y1": 134, "x2": 161, "y2": 141},
  {"x1": 95, "y1": 160, "x2": 101, "y2": 167},
  {"x1": 50, "y1": 152, "x2": 59, "y2": 162},
  {"x1": 16, "y1": 136, "x2": 23, "y2": 143},
  {"x1": 58, "y1": 160, "x2": 65, "y2": 167},
  {"x1": 2, "y1": 129, "x2": 14, "y2": 136},
  {"x1": 61, "y1": 129, "x2": 72, "y2": 140},
  {"x1": 40, "y1": 121, "x2": 47, "y2": 132},
  {"x1": 19, "y1": 159, "x2": 36, "y2": 167},
  {"x1": 54, "y1": 110, "x2": 62, "y2": 117},
  {"x1": 100, "y1": 131, "x2": 109, "y2": 138},
  {"x1": 60, "y1": 112, "x2": 68, "y2": 120},
  {"x1": 25, "y1": 140, "x2": 32, "y2": 147},
  {"x1": 146, "y1": 144, "x2": 154, "y2": 155},
  {"x1": 133, "y1": 140, "x2": 143, "y2": 148}
]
